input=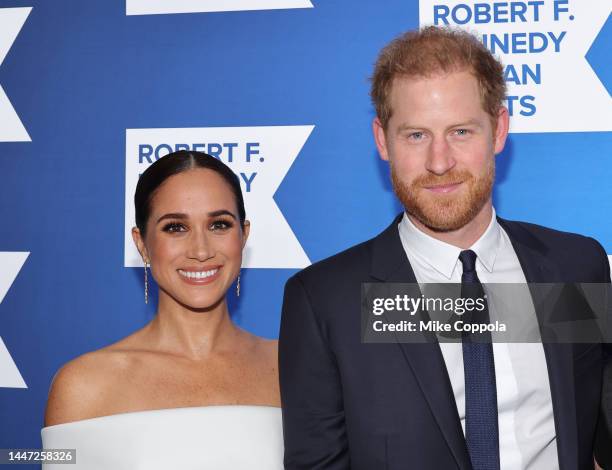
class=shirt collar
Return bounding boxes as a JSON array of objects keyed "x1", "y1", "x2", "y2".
[
  {"x1": 470, "y1": 208, "x2": 501, "y2": 273},
  {"x1": 398, "y1": 208, "x2": 501, "y2": 280}
]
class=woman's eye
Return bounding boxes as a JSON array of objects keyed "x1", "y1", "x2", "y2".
[
  {"x1": 162, "y1": 222, "x2": 186, "y2": 233},
  {"x1": 210, "y1": 220, "x2": 233, "y2": 231}
]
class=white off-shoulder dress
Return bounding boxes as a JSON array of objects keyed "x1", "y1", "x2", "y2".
[{"x1": 41, "y1": 405, "x2": 284, "y2": 469}]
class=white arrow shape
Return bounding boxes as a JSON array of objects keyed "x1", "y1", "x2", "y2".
[
  {"x1": 127, "y1": 0, "x2": 313, "y2": 15},
  {"x1": 125, "y1": 125, "x2": 313, "y2": 269},
  {"x1": 0, "y1": 251, "x2": 29, "y2": 388},
  {"x1": 0, "y1": 337, "x2": 26, "y2": 388},
  {"x1": 419, "y1": 0, "x2": 612, "y2": 133},
  {"x1": 0, "y1": 7, "x2": 32, "y2": 142}
]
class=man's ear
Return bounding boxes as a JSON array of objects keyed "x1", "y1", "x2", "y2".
[
  {"x1": 131, "y1": 227, "x2": 149, "y2": 263},
  {"x1": 373, "y1": 117, "x2": 390, "y2": 161},
  {"x1": 493, "y1": 106, "x2": 510, "y2": 155}
]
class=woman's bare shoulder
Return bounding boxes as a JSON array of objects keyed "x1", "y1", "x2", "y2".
[
  {"x1": 44, "y1": 337, "x2": 145, "y2": 427},
  {"x1": 257, "y1": 337, "x2": 278, "y2": 361},
  {"x1": 251, "y1": 337, "x2": 280, "y2": 406},
  {"x1": 242, "y1": 335, "x2": 278, "y2": 380},
  {"x1": 239, "y1": 330, "x2": 278, "y2": 361}
]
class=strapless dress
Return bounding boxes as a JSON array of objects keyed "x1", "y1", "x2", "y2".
[{"x1": 41, "y1": 405, "x2": 284, "y2": 469}]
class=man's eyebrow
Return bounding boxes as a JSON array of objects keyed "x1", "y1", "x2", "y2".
[
  {"x1": 449, "y1": 119, "x2": 483, "y2": 128},
  {"x1": 396, "y1": 123, "x2": 424, "y2": 132},
  {"x1": 396, "y1": 119, "x2": 484, "y2": 132}
]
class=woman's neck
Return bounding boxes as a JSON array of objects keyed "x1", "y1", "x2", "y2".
[{"x1": 144, "y1": 294, "x2": 242, "y2": 360}]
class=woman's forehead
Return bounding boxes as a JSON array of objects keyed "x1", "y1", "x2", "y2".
[{"x1": 150, "y1": 169, "x2": 237, "y2": 214}]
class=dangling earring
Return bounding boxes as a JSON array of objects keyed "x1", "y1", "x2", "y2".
[
  {"x1": 236, "y1": 272, "x2": 241, "y2": 297},
  {"x1": 144, "y1": 260, "x2": 149, "y2": 304}
]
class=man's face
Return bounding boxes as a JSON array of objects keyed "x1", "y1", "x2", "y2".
[{"x1": 373, "y1": 69, "x2": 509, "y2": 232}]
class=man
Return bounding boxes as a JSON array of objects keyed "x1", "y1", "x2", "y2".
[{"x1": 279, "y1": 27, "x2": 611, "y2": 469}]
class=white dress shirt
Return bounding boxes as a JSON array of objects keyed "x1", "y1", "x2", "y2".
[{"x1": 398, "y1": 209, "x2": 558, "y2": 469}]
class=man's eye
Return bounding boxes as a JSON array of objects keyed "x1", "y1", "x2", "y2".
[
  {"x1": 162, "y1": 222, "x2": 186, "y2": 233},
  {"x1": 409, "y1": 132, "x2": 424, "y2": 140},
  {"x1": 210, "y1": 220, "x2": 233, "y2": 231},
  {"x1": 454, "y1": 129, "x2": 470, "y2": 136}
]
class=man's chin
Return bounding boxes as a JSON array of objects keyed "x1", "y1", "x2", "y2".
[
  {"x1": 393, "y1": 172, "x2": 494, "y2": 234},
  {"x1": 409, "y1": 211, "x2": 472, "y2": 233},
  {"x1": 405, "y1": 198, "x2": 483, "y2": 232}
]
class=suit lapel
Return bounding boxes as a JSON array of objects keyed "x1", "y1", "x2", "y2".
[
  {"x1": 370, "y1": 215, "x2": 472, "y2": 469},
  {"x1": 498, "y1": 218, "x2": 578, "y2": 470}
]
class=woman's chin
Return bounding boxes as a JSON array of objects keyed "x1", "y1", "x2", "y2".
[{"x1": 181, "y1": 294, "x2": 227, "y2": 313}]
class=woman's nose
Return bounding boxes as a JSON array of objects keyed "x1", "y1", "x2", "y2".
[{"x1": 187, "y1": 231, "x2": 213, "y2": 261}]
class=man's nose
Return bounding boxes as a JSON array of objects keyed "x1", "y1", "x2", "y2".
[{"x1": 425, "y1": 136, "x2": 456, "y2": 175}]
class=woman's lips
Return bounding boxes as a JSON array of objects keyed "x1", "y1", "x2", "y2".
[{"x1": 177, "y1": 267, "x2": 221, "y2": 285}]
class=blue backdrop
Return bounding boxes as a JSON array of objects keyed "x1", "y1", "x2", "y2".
[{"x1": 0, "y1": 0, "x2": 610, "y2": 464}]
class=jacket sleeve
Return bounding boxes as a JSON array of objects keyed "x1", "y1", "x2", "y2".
[
  {"x1": 279, "y1": 275, "x2": 350, "y2": 470},
  {"x1": 594, "y1": 241, "x2": 612, "y2": 468}
]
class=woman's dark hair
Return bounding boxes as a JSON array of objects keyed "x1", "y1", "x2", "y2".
[{"x1": 135, "y1": 150, "x2": 246, "y2": 236}]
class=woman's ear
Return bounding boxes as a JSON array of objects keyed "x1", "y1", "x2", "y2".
[
  {"x1": 242, "y1": 220, "x2": 251, "y2": 249},
  {"x1": 241, "y1": 220, "x2": 251, "y2": 249},
  {"x1": 131, "y1": 227, "x2": 149, "y2": 262}
]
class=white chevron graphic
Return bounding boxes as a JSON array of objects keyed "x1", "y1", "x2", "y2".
[
  {"x1": 419, "y1": 1, "x2": 612, "y2": 133},
  {"x1": 127, "y1": 0, "x2": 313, "y2": 15},
  {"x1": 125, "y1": 126, "x2": 313, "y2": 268},
  {"x1": 0, "y1": 252, "x2": 29, "y2": 388},
  {"x1": 0, "y1": 7, "x2": 32, "y2": 142}
]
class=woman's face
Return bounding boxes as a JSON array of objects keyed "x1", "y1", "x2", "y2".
[{"x1": 133, "y1": 168, "x2": 249, "y2": 311}]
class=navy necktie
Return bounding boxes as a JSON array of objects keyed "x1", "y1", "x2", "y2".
[{"x1": 459, "y1": 250, "x2": 500, "y2": 470}]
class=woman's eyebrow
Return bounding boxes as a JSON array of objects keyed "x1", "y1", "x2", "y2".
[{"x1": 156, "y1": 213, "x2": 187, "y2": 224}]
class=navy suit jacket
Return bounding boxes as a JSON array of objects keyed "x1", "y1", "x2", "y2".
[{"x1": 279, "y1": 215, "x2": 611, "y2": 470}]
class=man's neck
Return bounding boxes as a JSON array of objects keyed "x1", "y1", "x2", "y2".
[{"x1": 407, "y1": 203, "x2": 493, "y2": 250}]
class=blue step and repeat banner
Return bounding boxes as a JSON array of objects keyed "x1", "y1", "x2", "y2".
[{"x1": 0, "y1": 0, "x2": 610, "y2": 462}]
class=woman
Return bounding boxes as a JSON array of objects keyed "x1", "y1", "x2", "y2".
[{"x1": 42, "y1": 151, "x2": 283, "y2": 469}]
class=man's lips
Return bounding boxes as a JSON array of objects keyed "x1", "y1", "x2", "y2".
[{"x1": 422, "y1": 181, "x2": 463, "y2": 194}]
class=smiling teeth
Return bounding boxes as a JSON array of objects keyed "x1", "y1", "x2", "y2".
[{"x1": 178, "y1": 269, "x2": 218, "y2": 279}]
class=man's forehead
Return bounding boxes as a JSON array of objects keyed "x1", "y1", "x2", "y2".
[
  {"x1": 390, "y1": 68, "x2": 479, "y2": 92},
  {"x1": 388, "y1": 71, "x2": 487, "y2": 121}
]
